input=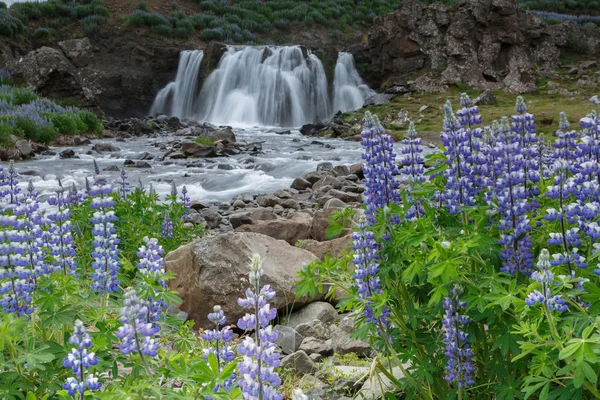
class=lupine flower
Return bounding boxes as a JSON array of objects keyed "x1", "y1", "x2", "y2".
[
  {"x1": 236, "y1": 254, "x2": 282, "y2": 400},
  {"x1": 352, "y1": 217, "x2": 390, "y2": 332},
  {"x1": 89, "y1": 174, "x2": 120, "y2": 293},
  {"x1": 118, "y1": 168, "x2": 130, "y2": 198},
  {"x1": 179, "y1": 185, "x2": 191, "y2": 221},
  {"x1": 553, "y1": 112, "x2": 580, "y2": 168},
  {"x1": 441, "y1": 101, "x2": 476, "y2": 214},
  {"x1": 170, "y1": 182, "x2": 177, "y2": 198},
  {"x1": 6, "y1": 160, "x2": 21, "y2": 206},
  {"x1": 525, "y1": 249, "x2": 568, "y2": 312},
  {"x1": 512, "y1": 97, "x2": 540, "y2": 202},
  {"x1": 360, "y1": 112, "x2": 401, "y2": 225},
  {"x1": 0, "y1": 215, "x2": 34, "y2": 316},
  {"x1": 161, "y1": 213, "x2": 173, "y2": 239},
  {"x1": 136, "y1": 237, "x2": 167, "y2": 326},
  {"x1": 442, "y1": 285, "x2": 475, "y2": 388},
  {"x1": 68, "y1": 183, "x2": 85, "y2": 206},
  {"x1": 202, "y1": 305, "x2": 236, "y2": 399},
  {"x1": 491, "y1": 117, "x2": 534, "y2": 275},
  {"x1": 399, "y1": 122, "x2": 425, "y2": 220},
  {"x1": 63, "y1": 320, "x2": 101, "y2": 397},
  {"x1": 115, "y1": 288, "x2": 160, "y2": 362},
  {"x1": 47, "y1": 188, "x2": 77, "y2": 275},
  {"x1": 14, "y1": 193, "x2": 46, "y2": 279}
]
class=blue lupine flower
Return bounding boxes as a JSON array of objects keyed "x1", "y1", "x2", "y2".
[
  {"x1": 525, "y1": 249, "x2": 568, "y2": 312},
  {"x1": 399, "y1": 122, "x2": 425, "y2": 220},
  {"x1": 0, "y1": 216, "x2": 35, "y2": 316},
  {"x1": 115, "y1": 288, "x2": 160, "y2": 358},
  {"x1": 14, "y1": 194, "x2": 46, "y2": 279},
  {"x1": 512, "y1": 97, "x2": 540, "y2": 202},
  {"x1": 161, "y1": 212, "x2": 174, "y2": 239},
  {"x1": 553, "y1": 112, "x2": 580, "y2": 168},
  {"x1": 361, "y1": 112, "x2": 401, "y2": 225},
  {"x1": 442, "y1": 285, "x2": 475, "y2": 388},
  {"x1": 68, "y1": 183, "x2": 85, "y2": 206},
  {"x1": 137, "y1": 237, "x2": 167, "y2": 326},
  {"x1": 118, "y1": 168, "x2": 130, "y2": 199},
  {"x1": 203, "y1": 305, "x2": 236, "y2": 398},
  {"x1": 236, "y1": 254, "x2": 282, "y2": 400},
  {"x1": 89, "y1": 174, "x2": 121, "y2": 293},
  {"x1": 179, "y1": 185, "x2": 191, "y2": 221},
  {"x1": 63, "y1": 320, "x2": 101, "y2": 397},
  {"x1": 352, "y1": 217, "x2": 390, "y2": 332},
  {"x1": 47, "y1": 188, "x2": 77, "y2": 275},
  {"x1": 6, "y1": 160, "x2": 21, "y2": 206}
]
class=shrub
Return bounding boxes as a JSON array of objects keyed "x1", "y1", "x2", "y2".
[
  {"x1": 83, "y1": 15, "x2": 102, "y2": 33},
  {"x1": 0, "y1": 69, "x2": 11, "y2": 85},
  {"x1": 200, "y1": 27, "x2": 224, "y2": 41},
  {"x1": 78, "y1": 110, "x2": 103, "y2": 133},
  {"x1": 137, "y1": 1, "x2": 149, "y2": 11},
  {"x1": 273, "y1": 17, "x2": 289, "y2": 30},
  {"x1": 0, "y1": 2, "x2": 6, "y2": 9},
  {"x1": 32, "y1": 27, "x2": 54, "y2": 39},
  {"x1": 0, "y1": 10, "x2": 25, "y2": 38}
]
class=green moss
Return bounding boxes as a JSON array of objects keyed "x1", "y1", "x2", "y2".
[{"x1": 195, "y1": 135, "x2": 215, "y2": 146}]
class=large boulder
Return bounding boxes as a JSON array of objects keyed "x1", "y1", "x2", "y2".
[
  {"x1": 165, "y1": 232, "x2": 318, "y2": 327},
  {"x1": 299, "y1": 234, "x2": 354, "y2": 260},
  {"x1": 236, "y1": 214, "x2": 312, "y2": 245},
  {"x1": 58, "y1": 37, "x2": 93, "y2": 67}
]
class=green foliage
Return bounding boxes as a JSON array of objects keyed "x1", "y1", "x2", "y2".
[
  {"x1": 0, "y1": 10, "x2": 24, "y2": 38},
  {"x1": 137, "y1": 1, "x2": 149, "y2": 11},
  {"x1": 195, "y1": 134, "x2": 214, "y2": 146},
  {"x1": 325, "y1": 206, "x2": 356, "y2": 240},
  {"x1": 32, "y1": 27, "x2": 54, "y2": 39},
  {"x1": 567, "y1": 36, "x2": 591, "y2": 55}
]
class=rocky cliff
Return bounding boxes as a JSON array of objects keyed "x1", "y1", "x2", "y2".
[{"x1": 356, "y1": 0, "x2": 600, "y2": 93}]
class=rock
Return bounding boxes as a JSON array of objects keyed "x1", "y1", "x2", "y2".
[
  {"x1": 251, "y1": 208, "x2": 277, "y2": 221},
  {"x1": 165, "y1": 233, "x2": 318, "y2": 327},
  {"x1": 16, "y1": 46, "x2": 78, "y2": 97},
  {"x1": 60, "y1": 149, "x2": 76, "y2": 159},
  {"x1": 363, "y1": 93, "x2": 393, "y2": 106},
  {"x1": 58, "y1": 37, "x2": 93, "y2": 67},
  {"x1": 333, "y1": 365, "x2": 371, "y2": 381},
  {"x1": 332, "y1": 329, "x2": 371, "y2": 357},
  {"x1": 349, "y1": 164, "x2": 364, "y2": 179},
  {"x1": 232, "y1": 199, "x2": 246, "y2": 209},
  {"x1": 181, "y1": 142, "x2": 218, "y2": 158},
  {"x1": 15, "y1": 140, "x2": 33, "y2": 157},
  {"x1": 299, "y1": 337, "x2": 334, "y2": 357},
  {"x1": 313, "y1": 176, "x2": 342, "y2": 192},
  {"x1": 311, "y1": 208, "x2": 351, "y2": 242},
  {"x1": 304, "y1": 171, "x2": 331, "y2": 185},
  {"x1": 103, "y1": 165, "x2": 120, "y2": 172},
  {"x1": 299, "y1": 234, "x2": 354, "y2": 260},
  {"x1": 275, "y1": 130, "x2": 291, "y2": 135},
  {"x1": 291, "y1": 177, "x2": 312, "y2": 191},
  {"x1": 138, "y1": 152, "x2": 153, "y2": 160},
  {"x1": 317, "y1": 162, "x2": 334, "y2": 172},
  {"x1": 134, "y1": 161, "x2": 152, "y2": 168},
  {"x1": 274, "y1": 189, "x2": 292, "y2": 199},
  {"x1": 275, "y1": 325, "x2": 304, "y2": 355},
  {"x1": 190, "y1": 200, "x2": 208, "y2": 211},
  {"x1": 229, "y1": 213, "x2": 253, "y2": 229},
  {"x1": 332, "y1": 165, "x2": 351, "y2": 177},
  {"x1": 286, "y1": 302, "x2": 339, "y2": 328},
  {"x1": 309, "y1": 353, "x2": 324, "y2": 363},
  {"x1": 200, "y1": 209, "x2": 221, "y2": 230},
  {"x1": 123, "y1": 159, "x2": 135, "y2": 166},
  {"x1": 168, "y1": 117, "x2": 181, "y2": 129},
  {"x1": 300, "y1": 123, "x2": 327, "y2": 136},
  {"x1": 324, "y1": 198, "x2": 347, "y2": 209},
  {"x1": 418, "y1": 105, "x2": 430, "y2": 113},
  {"x1": 328, "y1": 189, "x2": 362, "y2": 203},
  {"x1": 73, "y1": 137, "x2": 91, "y2": 146},
  {"x1": 473, "y1": 89, "x2": 497, "y2": 105},
  {"x1": 280, "y1": 199, "x2": 300, "y2": 210},
  {"x1": 281, "y1": 350, "x2": 316, "y2": 374},
  {"x1": 236, "y1": 214, "x2": 312, "y2": 245},
  {"x1": 256, "y1": 195, "x2": 280, "y2": 208},
  {"x1": 359, "y1": 366, "x2": 409, "y2": 399},
  {"x1": 92, "y1": 143, "x2": 120, "y2": 152},
  {"x1": 211, "y1": 128, "x2": 236, "y2": 143}
]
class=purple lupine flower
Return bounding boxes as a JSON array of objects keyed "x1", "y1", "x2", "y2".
[
  {"x1": 63, "y1": 320, "x2": 102, "y2": 397},
  {"x1": 202, "y1": 305, "x2": 236, "y2": 398},
  {"x1": 179, "y1": 185, "x2": 191, "y2": 221},
  {"x1": 118, "y1": 168, "x2": 130, "y2": 199},
  {"x1": 361, "y1": 111, "x2": 401, "y2": 225},
  {"x1": 553, "y1": 112, "x2": 580, "y2": 168},
  {"x1": 136, "y1": 237, "x2": 167, "y2": 326},
  {"x1": 442, "y1": 285, "x2": 475, "y2": 388},
  {"x1": 236, "y1": 254, "x2": 282, "y2": 400},
  {"x1": 6, "y1": 160, "x2": 21, "y2": 206},
  {"x1": 399, "y1": 121, "x2": 425, "y2": 220},
  {"x1": 115, "y1": 288, "x2": 160, "y2": 359},
  {"x1": 68, "y1": 183, "x2": 85, "y2": 206},
  {"x1": 47, "y1": 188, "x2": 77, "y2": 275},
  {"x1": 441, "y1": 101, "x2": 476, "y2": 214},
  {"x1": 89, "y1": 174, "x2": 120, "y2": 294},
  {"x1": 456, "y1": 93, "x2": 484, "y2": 180},
  {"x1": 512, "y1": 97, "x2": 540, "y2": 202},
  {"x1": 13, "y1": 193, "x2": 46, "y2": 279},
  {"x1": 0, "y1": 218, "x2": 35, "y2": 316},
  {"x1": 525, "y1": 249, "x2": 568, "y2": 312},
  {"x1": 491, "y1": 117, "x2": 534, "y2": 275},
  {"x1": 161, "y1": 213, "x2": 173, "y2": 239},
  {"x1": 352, "y1": 217, "x2": 391, "y2": 332}
]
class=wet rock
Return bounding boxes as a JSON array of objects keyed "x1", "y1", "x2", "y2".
[
  {"x1": 165, "y1": 233, "x2": 318, "y2": 327},
  {"x1": 299, "y1": 234, "x2": 354, "y2": 260},
  {"x1": 168, "y1": 116, "x2": 181, "y2": 129},
  {"x1": 60, "y1": 149, "x2": 76, "y2": 159},
  {"x1": 275, "y1": 325, "x2": 304, "y2": 355},
  {"x1": 15, "y1": 140, "x2": 34, "y2": 157},
  {"x1": 181, "y1": 142, "x2": 218, "y2": 158},
  {"x1": 104, "y1": 165, "x2": 120, "y2": 172},
  {"x1": 332, "y1": 165, "x2": 351, "y2": 177},
  {"x1": 229, "y1": 213, "x2": 253, "y2": 229},
  {"x1": 236, "y1": 214, "x2": 312, "y2": 245},
  {"x1": 73, "y1": 137, "x2": 91, "y2": 146},
  {"x1": 291, "y1": 177, "x2": 312, "y2": 191},
  {"x1": 134, "y1": 161, "x2": 152, "y2": 168},
  {"x1": 275, "y1": 130, "x2": 291, "y2": 135},
  {"x1": 211, "y1": 128, "x2": 236, "y2": 144},
  {"x1": 317, "y1": 162, "x2": 334, "y2": 172},
  {"x1": 138, "y1": 152, "x2": 153, "y2": 160},
  {"x1": 92, "y1": 143, "x2": 120, "y2": 152},
  {"x1": 190, "y1": 201, "x2": 209, "y2": 211},
  {"x1": 286, "y1": 302, "x2": 339, "y2": 328},
  {"x1": 280, "y1": 351, "x2": 316, "y2": 374},
  {"x1": 256, "y1": 195, "x2": 280, "y2": 208},
  {"x1": 300, "y1": 123, "x2": 327, "y2": 136},
  {"x1": 200, "y1": 209, "x2": 221, "y2": 230},
  {"x1": 123, "y1": 159, "x2": 135, "y2": 166},
  {"x1": 299, "y1": 337, "x2": 334, "y2": 357},
  {"x1": 328, "y1": 189, "x2": 362, "y2": 203}
]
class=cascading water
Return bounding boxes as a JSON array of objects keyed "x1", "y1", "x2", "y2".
[
  {"x1": 150, "y1": 50, "x2": 204, "y2": 118},
  {"x1": 332, "y1": 52, "x2": 375, "y2": 114},
  {"x1": 150, "y1": 46, "x2": 373, "y2": 127}
]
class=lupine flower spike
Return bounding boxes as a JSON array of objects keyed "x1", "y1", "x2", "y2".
[
  {"x1": 237, "y1": 254, "x2": 282, "y2": 400},
  {"x1": 161, "y1": 212, "x2": 174, "y2": 239},
  {"x1": 179, "y1": 185, "x2": 191, "y2": 221},
  {"x1": 63, "y1": 320, "x2": 102, "y2": 399},
  {"x1": 525, "y1": 249, "x2": 568, "y2": 312},
  {"x1": 202, "y1": 305, "x2": 235, "y2": 399},
  {"x1": 118, "y1": 168, "x2": 130, "y2": 198},
  {"x1": 48, "y1": 187, "x2": 77, "y2": 275}
]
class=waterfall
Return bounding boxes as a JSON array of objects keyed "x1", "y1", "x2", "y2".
[
  {"x1": 150, "y1": 50, "x2": 204, "y2": 118},
  {"x1": 150, "y1": 46, "x2": 374, "y2": 127},
  {"x1": 332, "y1": 52, "x2": 374, "y2": 114}
]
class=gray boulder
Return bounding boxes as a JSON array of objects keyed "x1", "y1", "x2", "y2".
[
  {"x1": 274, "y1": 325, "x2": 304, "y2": 355},
  {"x1": 280, "y1": 350, "x2": 316, "y2": 374},
  {"x1": 58, "y1": 37, "x2": 93, "y2": 67},
  {"x1": 286, "y1": 302, "x2": 339, "y2": 328}
]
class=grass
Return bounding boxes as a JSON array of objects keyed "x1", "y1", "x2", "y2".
[
  {"x1": 341, "y1": 70, "x2": 600, "y2": 143},
  {"x1": 195, "y1": 134, "x2": 214, "y2": 146}
]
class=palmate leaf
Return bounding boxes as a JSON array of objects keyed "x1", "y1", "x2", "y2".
[
  {"x1": 15, "y1": 345, "x2": 56, "y2": 371},
  {"x1": 39, "y1": 304, "x2": 77, "y2": 330}
]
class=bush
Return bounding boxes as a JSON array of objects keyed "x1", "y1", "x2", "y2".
[
  {"x1": 0, "y1": 2, "x2": 6, "y2": 9},
  {"x1": 83, "y1": 15, "x2": 102, "y2": 33},
  {"x1": 0, "y1": 69, "x2": 11, "y2": 85},
  {"x1": 137, "y1": 1, "x2": 149, "y2": 11},
  {"x1": 0, "y1": 10, "x2": 25, "y2": 38},
  {"x1": 200, "y1": 27, "x2": 224, "y2": 41},
  {"x1": 32, "y1": 27, "x2": 54, "y2": 39}
]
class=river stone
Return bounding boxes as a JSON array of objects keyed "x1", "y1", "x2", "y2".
[
  {"x1": 328, "y1": 189, "x2": 361, "y2": 203},
  {"x1": 280, "y1": 199, "x2": 300, "y2": 210},
  {"x1": 134, "y1": 161, "x2": 152, "y2": 168},
  {"x1": 311, "y1": 208, "x2": 352, "y2": 242},
  {"x1": 317, "y1": 162, "x2": 334, "y2": 171},
  {"x1": 359, "y1": 366, "x2": 409, "y2": 399},
  {"x1": 304, "y1": 171, "x2": 331, "y2": 185},
  {"x1": 236, "y1": 213, "x2": 311, "y2": 245},
  {"x1": 299, "y1": 234, "x2": 353, "y2": 260},
  {"x1": 299, "y1": 337, "x2": 334, "y2": 357},
  {"x1": 211, "y1": 127, "x2": 236, "y2": 143},
  {"x1": 286, "y1": 302, "x2": 339, "y2": 328},
  {"x1": 256, "y1": 194, "x2": 280, "y2": 207},
  {"x1": 190, "y1": 200, "x2": 208, "y2": 211},
  {"x1": 232, "y1": 200, "x2": 246, "y2": 209},
  {"x1": 15, "y1": 140, "x2": 33, "y2": 157},
  {"x1": 92, "y1": 143, "x2": 120, "y2": 152},
  {"x1": 280, "y1": 350, "x2": 316, "y2": 374},
  {"x1": 274, "y1": 189, "x2": 292, "y2": 199},
  {"x1": 332, "y1": 165, "x2": 351, "y2": 177},
  {"x1": 165, "y1": 232, "x2": 318, "y2": 327},
  {"x1": 313, "y1": 176, "x2": 342, "y2": 192},
  {"x1": 291, "y1": 177, "x2": 312, "y2": 191},
  {"x1": 324, "y1": 198, "x2": 347, "y2": 209},
  {"x1": 200, "y1": 209, "x2": 221, "y2": 229},
  {"x1": 181, "y1": 142, "x2": 218, "y2": 158},
  {"x1": 229, "y1": 213, "x2": 253, "y2": 229},
  {"x1": 60, "y1": 149, "x2": 76, "y2": 159},
  {"x1": 349, "y1": 163, "x2": 364, "y2": 179},
  {"x1": 103, "y1": 165, "x2": 120, "y2": 172},
  {"x1": 275, "y1": 325, "x2": 304, "y2": 355},
  {"x1": 250, "y1": 208, "x2": 277, "y2": 221}
]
